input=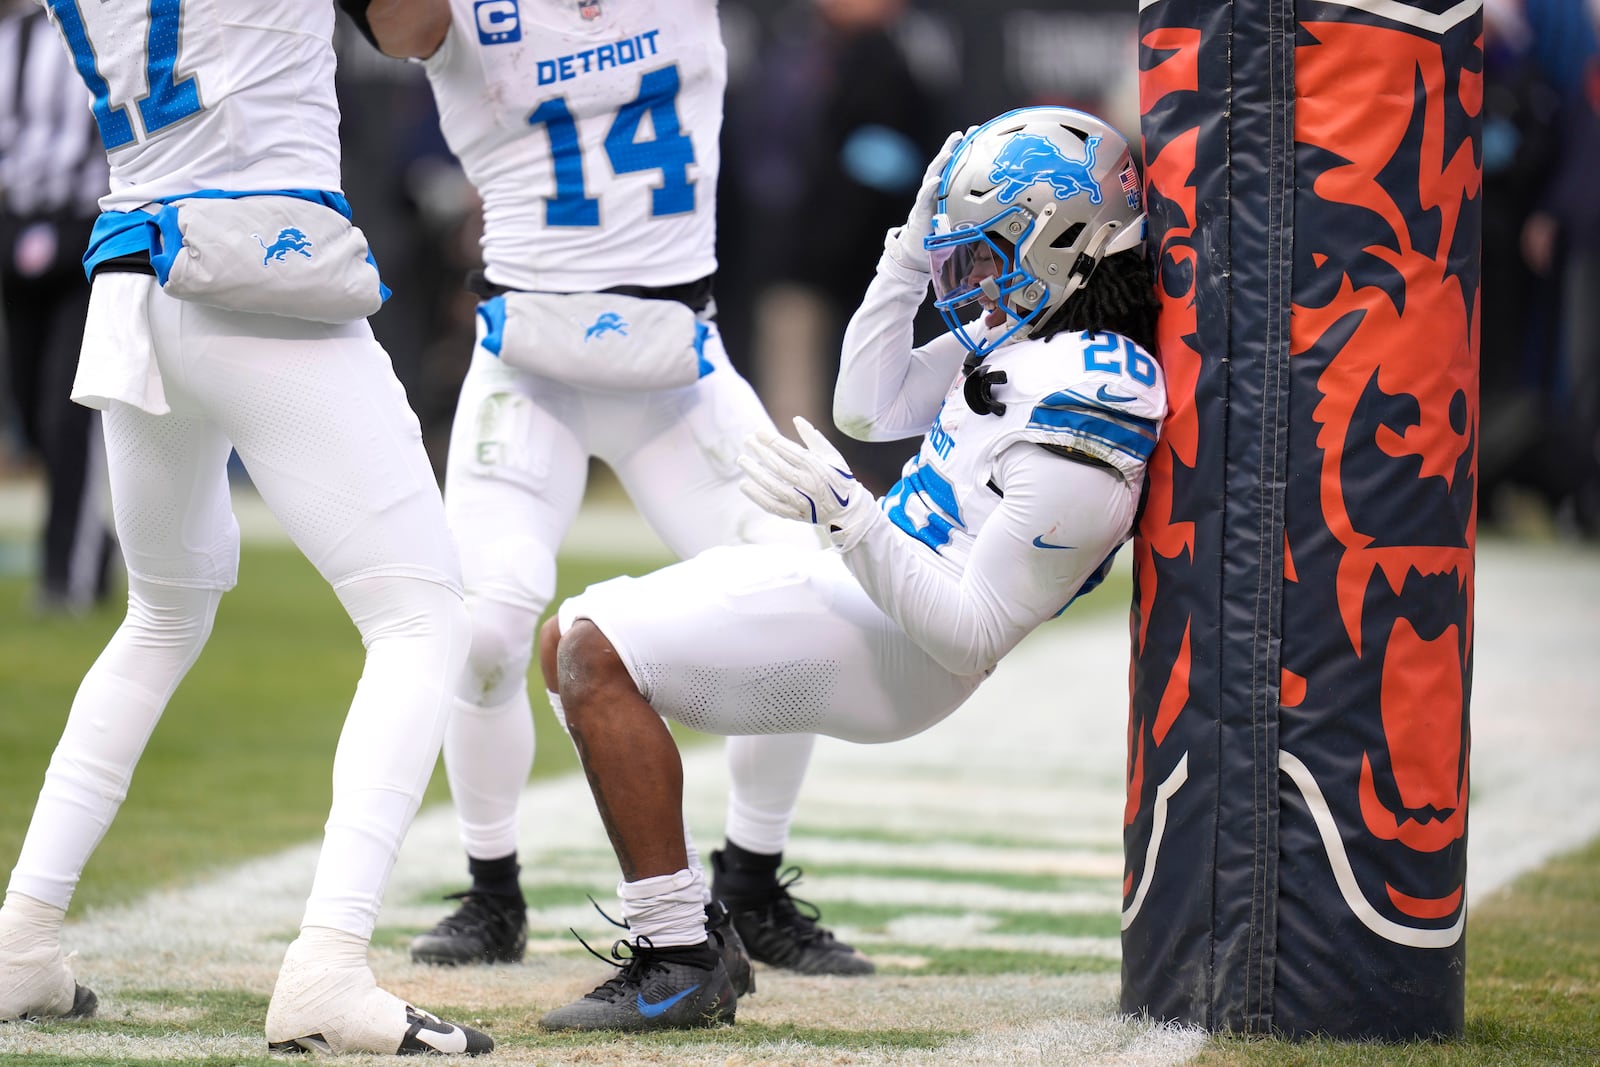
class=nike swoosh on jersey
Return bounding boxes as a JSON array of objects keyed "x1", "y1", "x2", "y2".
[
  {"x1": 1096, "y1": 384, "x2": 1138, "y2": 404},
  {"x1": 1032, "y1": 535, "x2": 1076, "y2": 550},
  {"x1": 636, "y1": 985, "x2": 699, "y2": 1018}
]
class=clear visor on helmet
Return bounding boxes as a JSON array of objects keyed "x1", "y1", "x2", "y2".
[{"x1": 924, "y1": 207, "x2": 1042, "y2": 357}]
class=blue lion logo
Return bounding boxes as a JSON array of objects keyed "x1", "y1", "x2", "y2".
[
  {"x1": 585, "y1": 312, "x2": 628, "y2": 341},
  {"x1": 989, "y1": 133, "x2": 1102, "y2": 207},
  {"x1": 253, "y1": 227, "x2": 314, "y2": 265}
]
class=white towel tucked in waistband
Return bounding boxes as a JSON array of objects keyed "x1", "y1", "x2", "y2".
[{"x1": 71, "y1": 271, "x2": 168, "y2": 415}]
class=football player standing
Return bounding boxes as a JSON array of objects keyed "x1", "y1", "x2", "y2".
[
  {"x1": 0, "y1": 0, "x2": 489, "y2": 1055},
  {"x1": 347, "y1": 0, "x2": 874, "y2": 981}
]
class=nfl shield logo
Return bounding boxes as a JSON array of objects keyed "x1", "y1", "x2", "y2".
[{"x1": 578, "y1": 0, "x2": 600, "y2": 18}]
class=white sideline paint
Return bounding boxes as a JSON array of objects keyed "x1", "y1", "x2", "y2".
[{"x1": 1, "y1": 533, "x2": 1595, "y2": 1064}]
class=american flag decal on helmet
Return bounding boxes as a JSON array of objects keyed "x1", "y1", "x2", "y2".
[{"x1": 1119, "y1": 163, "x2": 1141, "y2": 208}]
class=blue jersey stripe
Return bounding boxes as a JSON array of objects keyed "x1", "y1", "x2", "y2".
[{"x1": 1027, "y1": 404, "x2": 1158, "y2": 461}]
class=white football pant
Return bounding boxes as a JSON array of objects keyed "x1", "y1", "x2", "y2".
[
  {"x1": 6, "y1": 280, "x2": 467, "y2": 939},
  {"x1": 441, "y1": 316, "x2": 820, "y2": 861}
]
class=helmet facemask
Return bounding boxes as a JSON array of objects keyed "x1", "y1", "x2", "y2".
[
  {"x1": 927, "y1": 207, "x2": 1042, "y2": 356},
  {"x1": 923, "y1": 106, "x2": 1147, "y2": 360}
]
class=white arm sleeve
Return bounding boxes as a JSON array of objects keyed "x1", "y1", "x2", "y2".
[
  {"x1": 839, "y1": 443, "x2": 1135, "y2": 677},
  {"x1": 834, "y1": 248, "x2": 969, "y2": 443}
]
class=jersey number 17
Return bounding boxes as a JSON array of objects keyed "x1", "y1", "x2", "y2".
[{"x1": 47, "y1": 0, "x2": 203, "y2": 151}]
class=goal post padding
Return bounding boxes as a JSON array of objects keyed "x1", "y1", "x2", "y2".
[{"x1": 1122, "y1": 0, "x2": 1478, "y2": 1039}]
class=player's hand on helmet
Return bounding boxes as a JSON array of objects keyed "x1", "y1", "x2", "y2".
[
  {"x1": 739, "y1": 416, "x2": 879, "y2": 551},
  {"x1": 885, "y1": 129, "x2": 967, "y2": 273}
]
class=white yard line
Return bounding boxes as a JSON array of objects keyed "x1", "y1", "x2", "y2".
[{"x1": 3, "y1": 532, "x2": 1595, "y2": 1064}]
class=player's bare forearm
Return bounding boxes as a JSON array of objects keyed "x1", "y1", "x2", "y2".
[{"x1": 361, "y1": 0, "x2": 449, "y2": 59}]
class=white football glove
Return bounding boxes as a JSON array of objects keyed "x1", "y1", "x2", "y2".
[
  {"x1": 884, "y1": 129, "x2": 967, "y2": 274},
  {"x1": 738, "y1": 416, "x2": 879, "y2": 551}
]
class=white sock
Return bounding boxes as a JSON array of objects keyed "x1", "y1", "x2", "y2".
[
  {"x1": 9, "y1": 581, "x2": 219, "y2": 910},
  {"x1": 303, "y1": 578, "x2": 468, "y2": 936},
  {"x1": 617, "y1": 869, "x2": 709, "y2": 948},
  {"x1": 724, "y1": 732, "x2": 815, "y2": 854},
  {"x1": 0, "y1": 892, "x2": 75, "y2": 1019},
  {"x1": 268, "y1": 927, "x2": 395, "y2": 1049},
  {"x1": 684, "y1": 815, "x2": 709, "y2": 905},
  {"x1": 0, "y1": 892, "x2": 65, "y2": 944},
  {"x1": 444, "y1": 687, "x2": 534, "y2": 860},
  {"x1": 267, "y1": 926, "x2": 482, "y2": 1054}
]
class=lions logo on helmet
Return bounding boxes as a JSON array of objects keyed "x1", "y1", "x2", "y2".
[
  {"x1": 990, "y1": 133, "x2": 1102, "y2": 206},
  {"x1": 925, "y1": 107, "x2": 1147, "y2": 359}
]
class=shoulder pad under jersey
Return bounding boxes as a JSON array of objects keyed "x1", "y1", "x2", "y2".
[{"x1": 982, "y1": 330, "x2": 1167, "y2": 481}]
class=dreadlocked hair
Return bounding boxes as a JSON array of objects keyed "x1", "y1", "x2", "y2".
[{"x1": 1035, "y1": 249, "x2": 1160, "y2": 354}]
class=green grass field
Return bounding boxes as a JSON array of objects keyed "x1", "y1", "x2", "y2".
[
  {"x1": 0, "y1": 545, "x2": 667, "y2": 915},
  {"x1": 1, "y1": 541, "x2": 1597, "y2": 1065}
]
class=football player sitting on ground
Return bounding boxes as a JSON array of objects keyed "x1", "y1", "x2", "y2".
[{"x1": 532, "y1": 105, "x2": 1167, "y2": 1032}]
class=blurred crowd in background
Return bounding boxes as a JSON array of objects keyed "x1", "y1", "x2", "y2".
[
  {"x1": 1483, "y1": 0, "x2": 1600, "y2": 537},
  {"x1": 1, "y1": 0, "x2": 1597, "y2": 617}
]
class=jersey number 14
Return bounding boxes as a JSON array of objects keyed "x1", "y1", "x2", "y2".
[
  {"x1": 527, "y1": 65, "x2": 695, "y2": 227},
  {"x1": 48, "y1": 0, "x2": 203, "y2": 151}
]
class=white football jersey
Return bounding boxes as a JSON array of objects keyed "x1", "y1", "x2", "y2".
[
  {"x1": 555, "y1": 325, "x2": 1167, "y2": 729},
  {"x1": 36, "y1": 0, "x2": 342, "y2": 211},
  {"x1": 881, "y1": 328, "x2": 1167, "y2": 578},
  {"x1": 423, "y1": 0, "x2": 724, "y2": 292}
]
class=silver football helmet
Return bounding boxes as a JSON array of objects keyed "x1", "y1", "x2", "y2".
[{"x1": 925, "y1": 106, "x2": 1147, "y2": 358}]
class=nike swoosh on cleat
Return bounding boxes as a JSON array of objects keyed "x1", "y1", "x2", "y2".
[
  {"x1": 636, "y1": 985, "x2": 699, "y2": 1019},
  {"x1": 1096, "y1": 384, "x2": 1138, "y2": 404},
  {"x1": 399, "y1": 1006, "x2": 470, "y2": 1054},
  {"x1": 1032, "y1": 535, "x2": 1076, "y2": 550}
]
